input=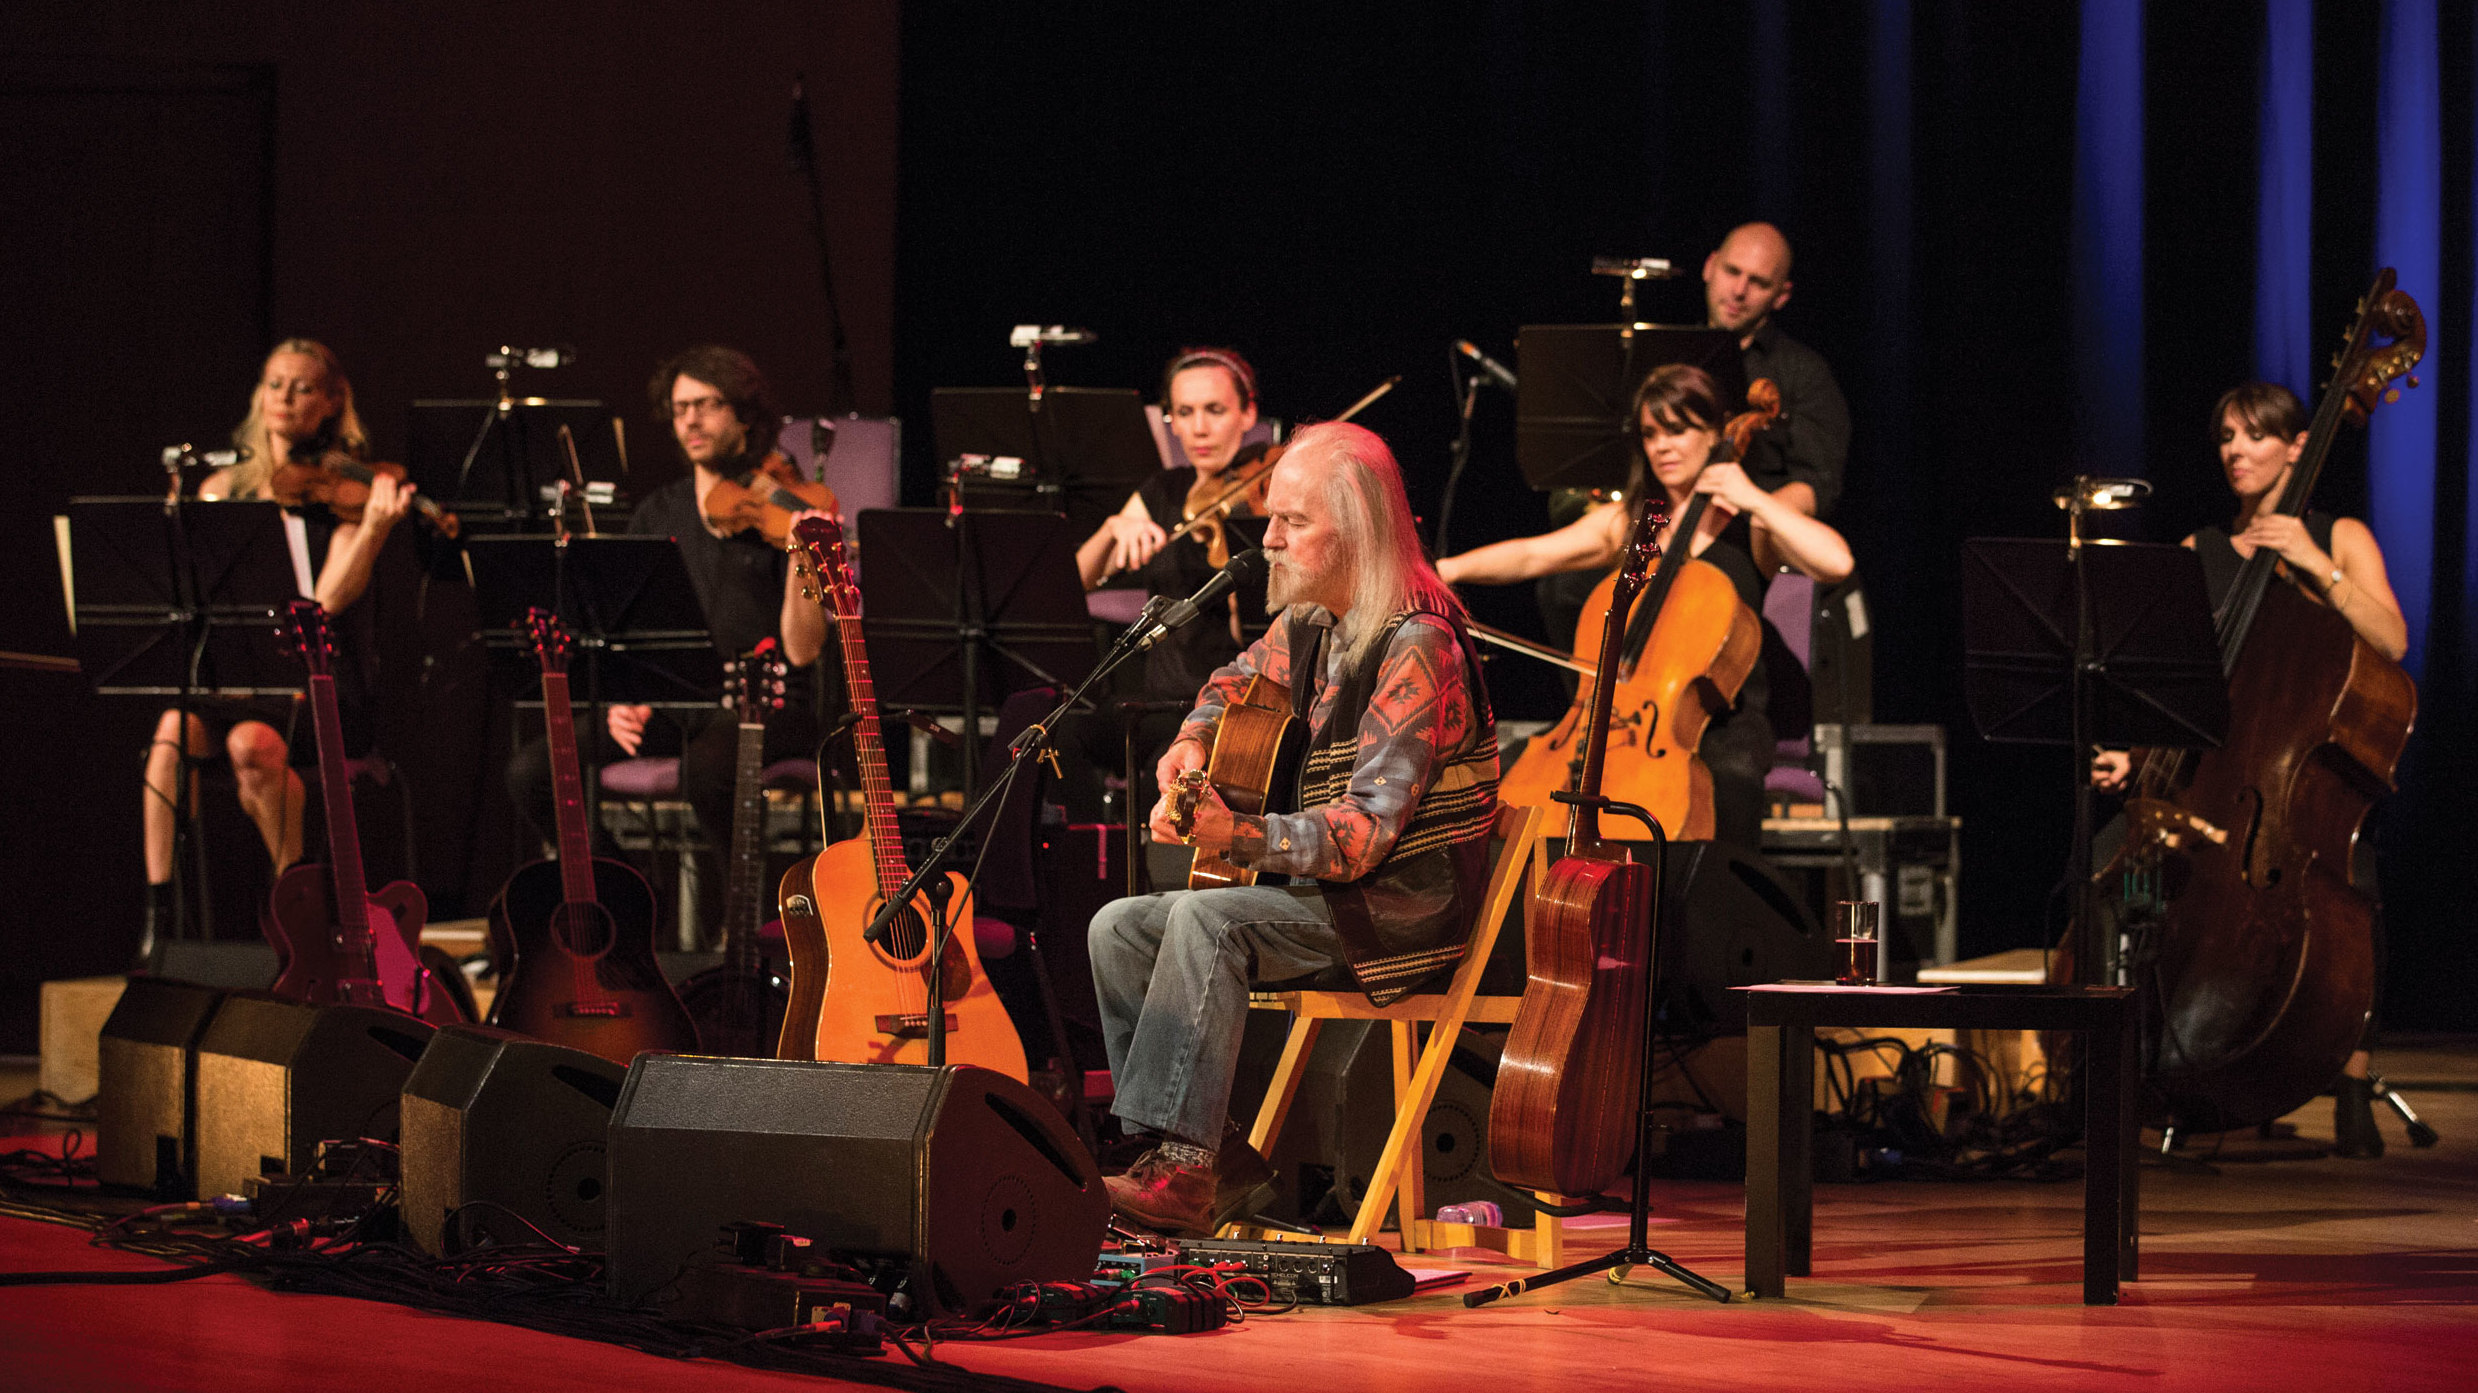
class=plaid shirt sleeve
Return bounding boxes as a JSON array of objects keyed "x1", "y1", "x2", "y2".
[{"x1": 1227, "y1": 615, "x2": 1474, "y2": 882}]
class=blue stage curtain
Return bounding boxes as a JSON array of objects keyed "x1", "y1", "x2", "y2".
[
  {"x1": 2372, "y1": 0, "x2": 2441, "y2": 679},
  {"x1": 2071, "y1": 0, "x2": 2145, "y2": 474},
  {"x1": 2253, "y1": 0, "x2": 2314, "y2": 397}
]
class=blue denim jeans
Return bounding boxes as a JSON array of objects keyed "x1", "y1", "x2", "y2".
[{"x1": 1089, "y1": 886, "x2": 1341, "y2": 1148}]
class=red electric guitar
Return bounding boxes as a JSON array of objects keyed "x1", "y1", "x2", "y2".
[
  {"x1": 486, "y1": 607, "x2": 699, "y2": 1065},
  {"x1": 265, "y1": 600, "x2": 464, "y2": 1023},
  {"x1": 774, "y1": 513, "x2": 1027, "y2": 1079}
]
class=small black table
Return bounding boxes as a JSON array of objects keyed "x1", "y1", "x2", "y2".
[{"x1": 1742, "y1": 983, "x2": 2138, "y2": 1305}]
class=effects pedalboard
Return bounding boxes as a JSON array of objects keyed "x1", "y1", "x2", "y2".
[{"x1": 1170, "y1": 1238, "x2": 1416, "y2": 1306}]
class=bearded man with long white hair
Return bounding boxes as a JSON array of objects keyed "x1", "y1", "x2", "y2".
[{"x1": 1087, "y1": 421, "x2": 1501, "y2": 1236}]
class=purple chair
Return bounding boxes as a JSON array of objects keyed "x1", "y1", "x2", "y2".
[
  {"x1": 1762, "y1": 574, "x2": 1828, "y2": 809},
  {"x1": 599, "y1": 752, "x2": 824, "y2": 948}
]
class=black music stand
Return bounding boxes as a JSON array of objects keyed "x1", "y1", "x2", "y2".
[
  {"x1": 930, "y1": 386, "x2": 1160, "y2": 534},
  {"x1": 1513, "y1": 325, "x2": 1746, "y2": 493},
  {"x1": 407, "y1": 399, "x2": 627, "y2": 532},
  {"x1": 63, "y1": 498, "x2": 310, "y2": 942},
  {"x1": 855, "y1": 508, "x2": 1095, "y2": 792},
  {"x1": 1961, "y1": 537, "x2": 2226, "y2": 985},
  {"x1": 465, "y1": 535, "x2": 716, "y2": 832}
]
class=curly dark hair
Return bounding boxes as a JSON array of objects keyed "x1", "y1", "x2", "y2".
[{"x1": 648, "y1": 345, "x2": 779, "y2": 447}]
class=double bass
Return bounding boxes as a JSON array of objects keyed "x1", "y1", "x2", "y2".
[
  {"x1": 2083, "y1": 271, "x2": 2423, "y2": 1132},
  {"x1": 1496, "y1": 380, "x2": 1781, "y2": 839},
  {"x1": 1489, "y1": 493, "x2": 1669, "y2": 1197}
]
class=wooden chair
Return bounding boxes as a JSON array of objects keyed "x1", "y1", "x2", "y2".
[{"x1": 1229, "y1": 800, "x2": 1575, "y2": 1265}]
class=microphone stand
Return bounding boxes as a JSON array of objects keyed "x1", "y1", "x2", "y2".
[
  {"x1": 865, "y1": 594, "x2": 1172, "y2": 1070},
  {"x1": 1435, "y1": 353, "x2": 1485, "y2": 557}
]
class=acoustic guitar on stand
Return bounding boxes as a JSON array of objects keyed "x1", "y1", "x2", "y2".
[
  {"x1": 674, "y1": 639, "x2": 795, "y2": 1056},
  {"x1": 486, "y1": 607, "x2": 698, "y2": 1066},
  {"x1": 774, "y1": 513, "x2": 1028, "y2": 1080},
  {"x1": 1488, "y1": 496, "x2": 1668, "y2": 1198},
  {"x1": 264, "y1": 600, "x2": 465, "y2": 1024}
]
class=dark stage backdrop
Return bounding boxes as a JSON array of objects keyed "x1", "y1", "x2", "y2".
[
  {"x1": 896, "y1": 3, "x2": 2472, "y2": 1031},
  {"x1": 0, "y1": 3, "x2": 898, "y2": 1051}
]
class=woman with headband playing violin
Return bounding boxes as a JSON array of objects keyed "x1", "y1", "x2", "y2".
[
  {"x1": 1435, "y1": 363, "x2": 1853, "y2": 850},
  {"x1": 142, "y1": 339, "x2": 417, "y2": 945},
  {"x1": 1058, "y1": 348, "x2": 1274, "y2": 822}
]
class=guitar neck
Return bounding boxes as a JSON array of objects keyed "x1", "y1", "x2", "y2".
[
  {"x1": 720, "y1": 717, "x2": 770, "y2": 971},
  {"x1": 538, "y1": 671, "x2": 602, "y2": 906},
  {"x1": 829, "y1": 599, "x2": 911, "y2": 902},
  {"x1": 306, "y1": 671, "x2": 376, "y2": 957}
]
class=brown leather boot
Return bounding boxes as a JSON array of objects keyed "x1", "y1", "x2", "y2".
[
  {"x1": 1105, "y1": 1147, "x2": 1217, "y2": 1236},
  {"x1": 1214, "y1": 1124, "x2": 1277, "y2": 1225}
]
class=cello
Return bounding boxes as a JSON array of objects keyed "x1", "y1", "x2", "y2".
[
  {"x1": 2080, "y1": 271, "x2": 2423, "y2": 1132},
  {"x1": 1489, "y1": 492, "x2": 1669, "y2": 1197},
  {"x1": 1496, "y1": 380, "x2": 1781, "y2": 839}
]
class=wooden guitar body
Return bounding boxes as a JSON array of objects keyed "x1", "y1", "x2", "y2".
[
  {"x1": 1185, "y1": 673, "x2": 1306, "y2": 889},
  {"x1": 265, "y1": 866, "x2": 459, "y2": 1025},
  {"x1": 1488, "y1": 848, "x2": 1656, "y2": 1195},
  {"x1": 1498, "y1": 558, "x2": 1759, "y2": 840},
  {"x1": 676, "y1": 959, "x2": 790, "y2": 1059},
  {"x1": 776, "y1": 839, "x2": 1027, "y2": 1078},
  {"x1": 488, "y1": 852, "x2": 698, "y2": 1066}
]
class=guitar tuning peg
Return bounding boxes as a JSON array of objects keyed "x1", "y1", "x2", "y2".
[{"x1": 2407, "y1": 375, "x2": 2420, "y2": 390}]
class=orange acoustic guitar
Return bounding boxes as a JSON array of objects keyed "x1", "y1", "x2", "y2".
[
  {"x1": 1488, "y1": 495, "x2": 1668, "y2": 1197},
  {"x1": 1496, "y1": 379, "x2": 1781, "y2": 839},
  {"x1": 774, "y1": 513, "x2": 1028, "y2": 1080}
]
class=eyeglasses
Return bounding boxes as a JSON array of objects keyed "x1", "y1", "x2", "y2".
[{"x1": 670, "y1": 395, "x2": 732, "y2": 420}]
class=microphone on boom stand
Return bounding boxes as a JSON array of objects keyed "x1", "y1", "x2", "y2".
[{"x1": 1136, "y1": 549, "x2": 1267, "y2": 651}]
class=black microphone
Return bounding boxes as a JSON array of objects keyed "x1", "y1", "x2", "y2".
[
  {"x1": 1454, "y1": 340, "x2": 1518, "y2": 392},
  {"x1": 1138, "y1": 549, "x2": 1266, "y2": 651}
]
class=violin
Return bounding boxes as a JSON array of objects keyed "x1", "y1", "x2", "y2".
[
  {"x1": 1495, "y1": 379, "x2": 1781, "y2": 838},
  {"x1": 702, "y1": 451, "x2": 840, "y2": 548},
  {"x1": 269, "y1": 454, "x2": 460, "y2": 538},
  {"x1": 1176, "y1": 442, "x2": 1280, "y2": 568},
  {"x1": 1142, "y1": 374, "x2": 1404, "y2": 572}
]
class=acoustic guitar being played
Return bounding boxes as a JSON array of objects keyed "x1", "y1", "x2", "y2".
[{"x1": 774, "y1": 513, "x2": 1028, "y2": 1080}]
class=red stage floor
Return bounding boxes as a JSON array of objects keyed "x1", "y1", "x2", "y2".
[{"x1": 6, "y1": 1044, "x2": 2476, "y2": 1393}]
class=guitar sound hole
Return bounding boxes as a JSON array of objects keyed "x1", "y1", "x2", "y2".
[
  {"x1": 551, "y1": 901, "x2": 617, "y2": 960},
  {"x1": 881, "y1": 904, "x2": 928, "y2": 960}
]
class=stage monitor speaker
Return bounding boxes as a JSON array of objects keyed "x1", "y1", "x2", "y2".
[
  {"x1": 1658, "y1": 841, "x2": 1833, "y2": 1034},
  {"x1": 193, "y1": 996, "x2": 435, "y2": 1201},
  {"x1": 96, "y1": 977, "x2": 229, "y2": 1197},
  {"x1": 606, "y1": 1058, "x2": 1107, "y2": 1317},
  {"x1": 399, "y1": 1024, "x2": 626, "y2": 1256}
]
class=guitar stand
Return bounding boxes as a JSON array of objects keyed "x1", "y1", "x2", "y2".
[
  {"x1": 1465, "y1": 792, "x2": 1733, "y2": 1309},
  {"x1": 2368, "y1": 1073, "x2": 2441, "y2": 1148}
]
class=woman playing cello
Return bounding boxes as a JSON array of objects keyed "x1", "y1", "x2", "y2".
[
  {"x1": 1436, "y1": 364, "x2": 1852, "y2": 849},
  {"x1": 2093, "y1": 381, "x2": 2407, "y2": 1155}
]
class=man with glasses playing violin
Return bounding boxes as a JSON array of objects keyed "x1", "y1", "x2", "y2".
[{"x1": 503, "y1": 345, "x2": 832, "y2": 914}]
